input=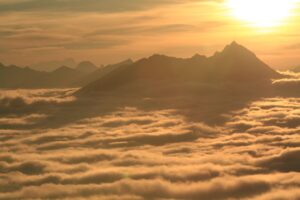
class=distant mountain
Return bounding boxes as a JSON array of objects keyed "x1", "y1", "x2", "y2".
[
  {"x1": 31, "y1": 58, "x2": 77, "y2": 72},
  {"x1": 0, "y1": 64, "x2": 84, "y2": 88},
  {"x1": 77, "y1": 42, "x2": 282, "y2": 96},
  {"x1": 73, "y1": 59, "x2": 133, "y2": 87},
  {"x1": 75, "y1": 61, "x2": 98, "y2": 74},
  {"x1": 0, "y1": 64, "x2": 46, "y2": 88},
  {"x1": 45, "y1": 66, "x2": 84, "y2": 87},
  {"x1": 0, "y1": 59, "x2": 133, "y2": 88},
  {"x1": 0, "y1": 42, "x2": 283, "y2": 91}
]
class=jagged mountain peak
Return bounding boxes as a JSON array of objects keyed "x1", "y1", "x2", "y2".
[
  {"x1": 76, "y1": 42, "x2": 283, "y2": 96},
  {"x1": 219, "y1": 41, "x2": 256, "y2": 58}
]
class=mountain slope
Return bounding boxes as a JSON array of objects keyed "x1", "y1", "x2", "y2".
[
  {"x1": 212, "y1": 42, "x2": 281, "y2": 79},
  {"x1": 45, "y1": 66, "x2": 85, "y2": 87},
  {"x1": 73, "y1": 59, "x2": 133, "y2": 87},
  {"x1": 77, "y1": 42, "x2": 282, "y2": 96}
]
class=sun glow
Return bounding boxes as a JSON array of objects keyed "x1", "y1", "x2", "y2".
[{"x1": 227, "y1": 0, "x2": 297, "y2": 28}]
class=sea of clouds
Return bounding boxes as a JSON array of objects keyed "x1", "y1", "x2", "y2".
[{"x1": 0, "y1": 86, "x2": 300, "y2": 200}]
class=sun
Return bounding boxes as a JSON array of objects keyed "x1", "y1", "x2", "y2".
[{"x1": 227, "y1": 0, "x2": 297, "y2": 28}]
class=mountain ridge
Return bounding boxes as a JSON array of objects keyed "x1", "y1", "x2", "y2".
[
  {"x1": 31, "y1": 58, "x2": 77, "y2": 72},
  {"x1": 0, "y1": 59, "x2": 133, "y2": 89},
  {"x1": 77, "y1": 42, "x2": 283, "y2": 96}
]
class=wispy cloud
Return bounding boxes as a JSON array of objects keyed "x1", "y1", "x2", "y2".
[{"x1": 0, "y1": 0, "x2": 196, "y2": 13}]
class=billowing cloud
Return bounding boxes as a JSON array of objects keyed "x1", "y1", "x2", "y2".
[
  {"x1": 0, "y1": 88, "x2": 76, "y2": 114},
  {"x1": 0, "y1": 88, "x2": 300, "y2": 199},
  {"x1": 270, "y1": 71, "x2": 300, "y2": 97}
]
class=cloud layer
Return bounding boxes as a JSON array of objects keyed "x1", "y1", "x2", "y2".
[{"x1": 0, "y1": 89, "x2": 300, "y2": 199}]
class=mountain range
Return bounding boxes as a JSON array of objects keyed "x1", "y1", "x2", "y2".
[
  {"x1": 0, "y1": 60, "x2": 133, "y2": 89},
  {"x1": 0, "y1": 42, "x2": 285, "y2": 92},
  {"x1": 77, "y1": 42, "x2": 283, "y2": 96},
  {"x1": 30, "y1": 58, "x2": 77, "y2": 72}
]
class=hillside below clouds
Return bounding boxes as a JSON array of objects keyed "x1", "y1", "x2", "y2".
[{"x1": 77, "y1": 42, "x2": 283, "y2": 96}]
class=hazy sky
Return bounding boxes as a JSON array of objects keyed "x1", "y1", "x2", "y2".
[{"x1": 0, "y1": 0, "x2": 300, "y2": 68}]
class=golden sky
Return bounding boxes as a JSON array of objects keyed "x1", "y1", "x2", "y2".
[{"x1": 0, "y1": 0, "x2": 300, "y2": 69}]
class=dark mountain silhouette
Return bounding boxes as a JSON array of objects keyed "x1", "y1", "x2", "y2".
[
  {"x1": 0, "y1": 42, "x2": 284, "y2": 91},
  {"x1": 76, "y1": 61, "x2": 98, "y2": 74},
  {"x1": 77, "y1": 42, "x2": 282, "y2": 96},
  {"x1": 0, "y1": 64, "x2": 47, "y2": 88},
  {"x1": 73, "y1": 59, "x2": 133, "y2": 87},
  {"x1": 0, "y1": 64, "x2": 84, "y2": 88},
  {"x1": 0, "y1": 59, "x2": 133, "y2": 88},
  {"x1": 210, "y1": 42, "x2": 281, "y2": 81},
  {"x1": 45, "y1": 66, "x2": 85, "y2": 87},
  {"x1": 31, "y1": 58, "x2": 77, "y2": 72}
]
